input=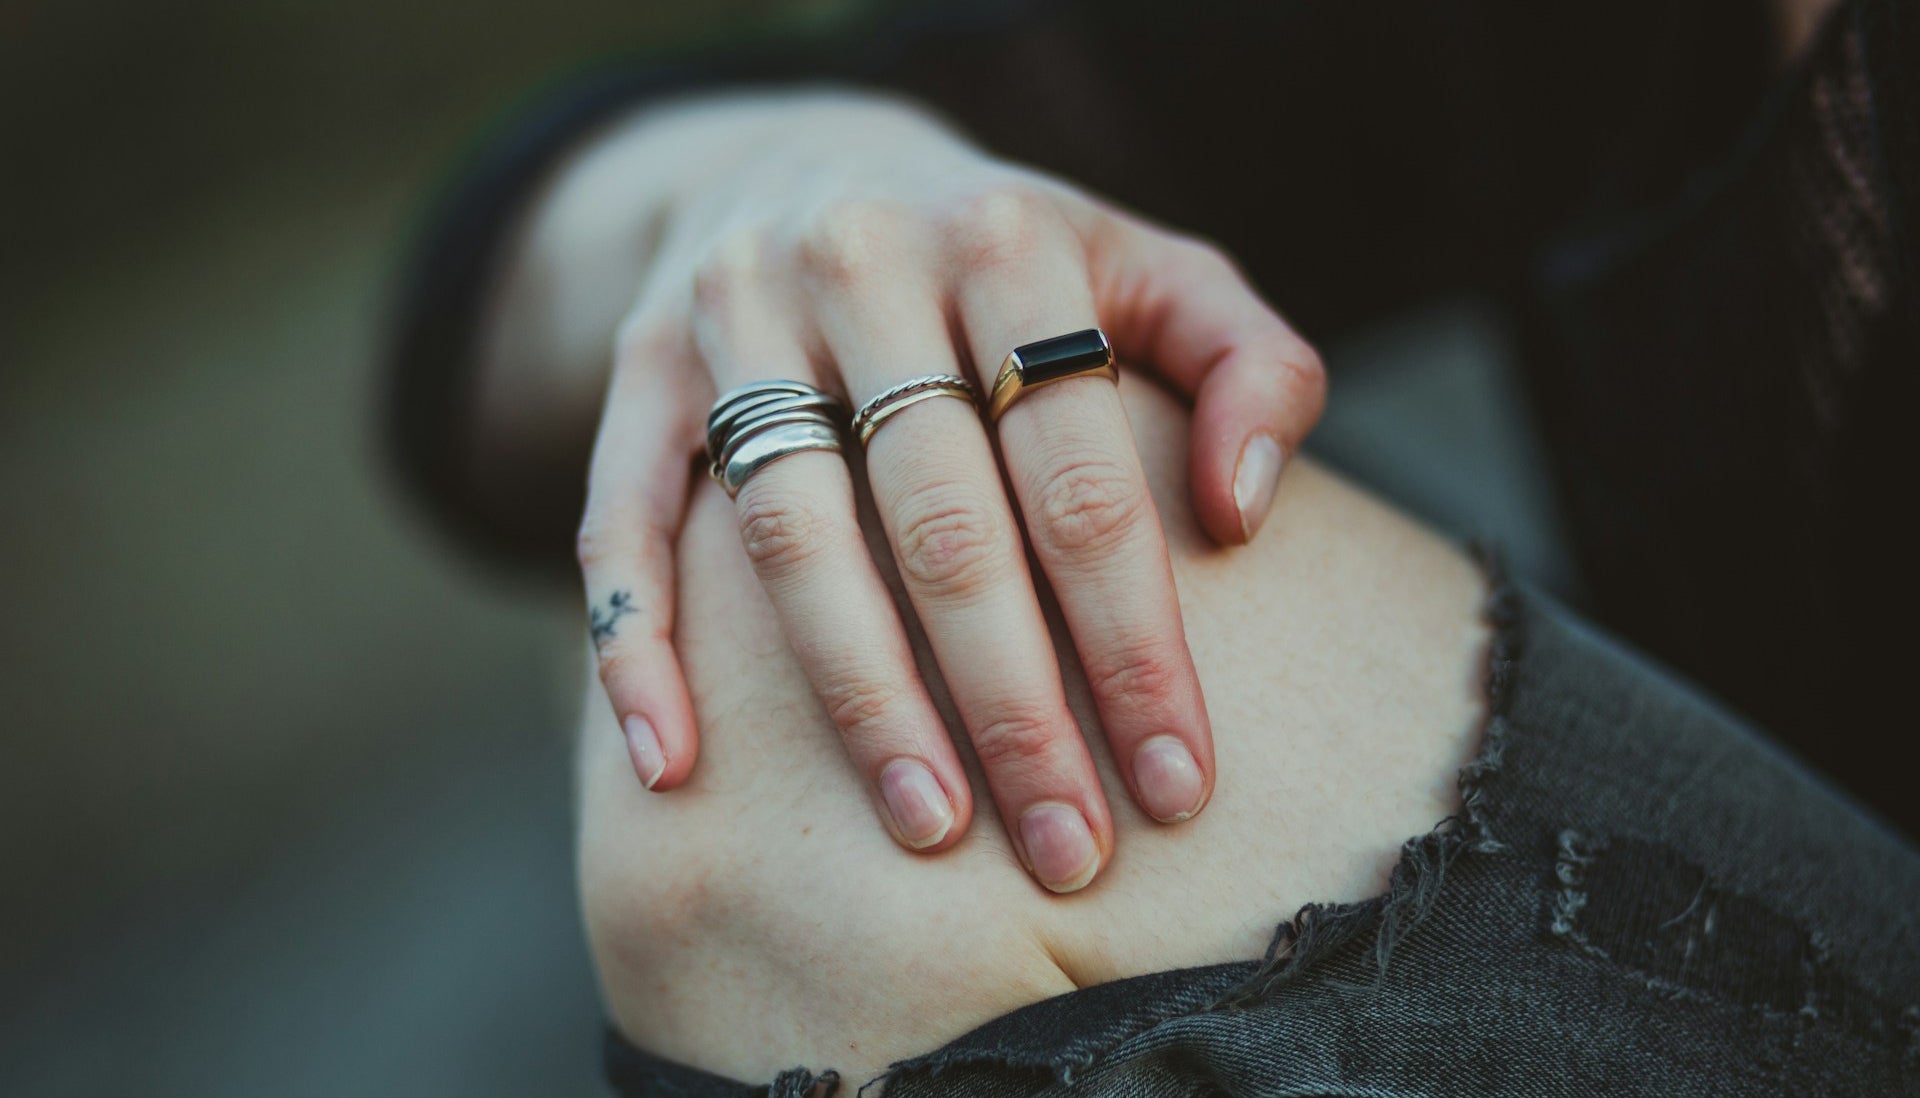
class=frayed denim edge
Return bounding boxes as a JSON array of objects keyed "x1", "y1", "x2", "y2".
[{"x1": 1212, "y1": 543, "x2": 1518, "y2": 1009}]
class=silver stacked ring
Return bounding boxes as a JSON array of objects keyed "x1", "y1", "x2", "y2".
[{"x1": 705, "y1": 380, "x2": 849, "y2": 498}]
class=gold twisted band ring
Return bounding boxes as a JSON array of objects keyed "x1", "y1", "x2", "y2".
[{"x1": 850, "y1": 374, "x2": 980, "y2": 448}]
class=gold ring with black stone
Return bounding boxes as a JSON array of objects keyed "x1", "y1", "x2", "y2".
[{"x1": 987, "y1": 328, "x2": 1117, "y2": 422}]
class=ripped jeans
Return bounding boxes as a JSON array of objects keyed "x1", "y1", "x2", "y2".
[{"x1": 604, "y1": 578, "x2": 1920, "y2": 1097}]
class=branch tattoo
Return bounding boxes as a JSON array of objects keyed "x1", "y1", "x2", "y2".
[{"x1": 589, "y1": 590, "x2": 636, "y2": 653}]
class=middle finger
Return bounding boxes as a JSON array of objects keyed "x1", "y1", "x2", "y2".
[{"x1": 798, "y1": 203, "x2": 1114, "y2": 894}]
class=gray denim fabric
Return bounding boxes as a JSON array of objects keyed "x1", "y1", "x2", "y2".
[{"x1": 605, "y1": 575, "x2": 1920, "y2": 1097}]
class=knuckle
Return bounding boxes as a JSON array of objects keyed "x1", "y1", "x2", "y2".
[
  {"x1": 1166, "y1": 230, "x2": 1235, "y2": 271},
  {"x1": 819, "y1": 676, "x2": 905, "y2": 738},
  {"x1": 1259, "y1": 340, "x2": 1328, "y2": 427},
  {"x1": 592, "y1": 643, "x2": 641, "y2": 690},
  {"x1": 1282, "y1": 343, "x2": 1328, "y2": 394},
  {"x1": 689, "y1": 230, "x2": 772, "y2": 317},
  {"x1": 1132, "y1": 224, "x2": 1247, "y2": 295},
  {"x1": 574, "y1": 513, "x2": 618, "y2": 573},
  {"x1": 971, "y1": 707, "x2": 1069, "y2": 772},
  {"x1": 797, "y1": 199, "x2": 912, "y2": 288},
  {"x1": 736, "y1": 489, "x2": 833, "y2": 574},
  {"x1": 1155, "y1": 230, "x2": 1252, "y2": 295},
  {"x1": 1031, "y1": 459, "x2": 1144, "y2": 556},
  {"x1": 892, "y1": 488, "x2": 1009, "y2": 598},
  {"x1": 612, "y1": 310, "x2": 680, "y2": 370},
  {"x1": 1084, "y1": 643, "x2": 1181, "y2": 711},
  {"x1": 946, "y1": 183, "x2": 1057, "y2": 271}
]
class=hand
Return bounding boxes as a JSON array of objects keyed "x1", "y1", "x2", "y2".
[{"x1": 575, "y1": 93, "x2": 1324, "y2": 892}]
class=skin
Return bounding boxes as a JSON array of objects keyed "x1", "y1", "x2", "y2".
[
  {"x1": 478, "y1": 92, "x2": 1326, "y2": 891},
  {"x1": 577, "y1": 373, "x2": 1488, "y2": 1086},
  {"x1": 1773, "y1": 0, "x2": 1843, "y2": 61},
  {"x1": 519, "y1": 2, "x2": 1841, "y2": 1080}
]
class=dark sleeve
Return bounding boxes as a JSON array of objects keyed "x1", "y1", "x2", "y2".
[
  {"x1": 384, "y1": 63, "x2": 745, "y2": 566},
  {"x1": 385, "y1": 0, "x2": 1772, "y2": 567},
  {"x1": 385, "y1": 1, "x2": 1133, "y2": 567}
]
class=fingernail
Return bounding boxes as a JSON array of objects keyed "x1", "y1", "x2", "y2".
[
  {"x1": 879, "y1": 760, "x2": 955, "y2": 850},
  {"x1": 1233, "y1": 433, "x2": 1284, "y2": 541},
  {"x1": 622, "y1": 715, "x2": 665, "y2": 789},
  {"x1": 1132, "y1": 735, "x2": 1205, "y2": 822},
  {"x1": 1018, "y1": 803, "x2": 1100, "y2": 893}
]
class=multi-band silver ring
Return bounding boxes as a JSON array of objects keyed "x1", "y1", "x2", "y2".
[
  {"x1": 705, "y1": 380, "x2": 848, "y2": 497},
  {"x1": 850, "y1": 374, "x2": 979, "y2": 448}
]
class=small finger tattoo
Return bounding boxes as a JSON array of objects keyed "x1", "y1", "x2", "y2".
[{"x1": 589, "y1": 590, "x2": 636, "y2": 652}]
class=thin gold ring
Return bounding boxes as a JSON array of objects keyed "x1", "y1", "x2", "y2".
[{"x1": 851, "y1": 374, "x2": 978, "y2": 448}]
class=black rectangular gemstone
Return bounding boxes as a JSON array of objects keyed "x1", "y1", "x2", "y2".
[{"x1": 1013, "y1": 328, "x2": 1111, "y2": 384}]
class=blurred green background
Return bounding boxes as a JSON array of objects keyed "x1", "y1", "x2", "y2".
[{"x1": 0, "y1": 1, "x2": 1570, "y2": 1093}]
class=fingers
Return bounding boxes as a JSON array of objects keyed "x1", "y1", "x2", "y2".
[
  {"x1": 609, "y1": 185, "x2": 1282, "y2": 886},
  {"x1": 948, "y1": 187, "x2": 1215, "y2": 831},
  {"x1": 1085, "y1": 214, "x2": 1327, "y2": 545},
  {"x1": 691, "y1": 232, "x2": 972, "y2": 853},
  {"x1": 579, "y1": 316, "x2": 705, "y2": 792},
  {"x1": 797, "y1": 199, "x2": 1112, "y2": 891}
]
